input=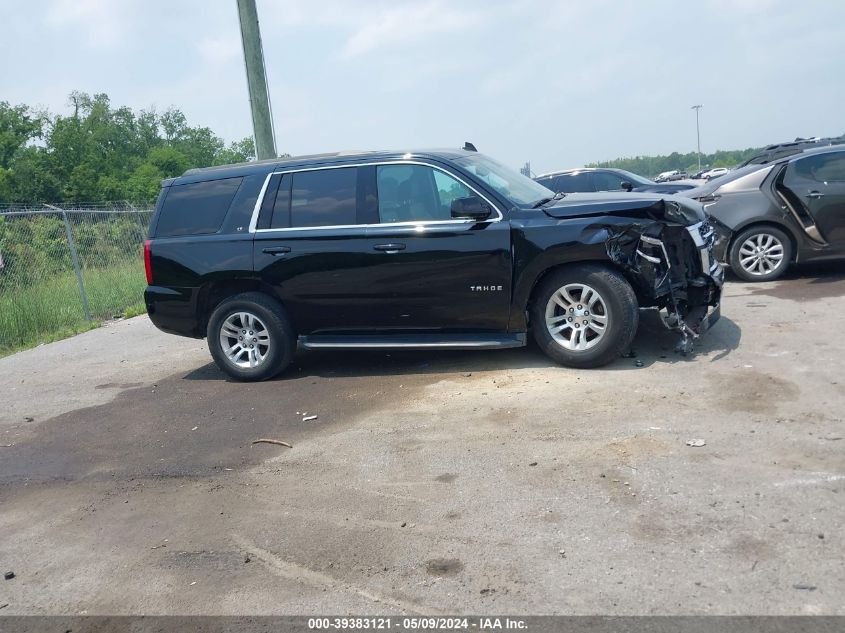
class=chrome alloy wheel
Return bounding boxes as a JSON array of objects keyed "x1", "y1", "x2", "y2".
[
  {"x1": 544, "y1": 283, "x2": 609, "y2": 351},
  {"x1": 219, "y1": 311, "x2": 271, "y2": 369},
  {"x1": 738, "y1": 233, "x2": 785, "y2": 276}
]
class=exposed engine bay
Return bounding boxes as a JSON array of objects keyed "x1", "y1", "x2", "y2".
[{"x1": 605, "y1": 217, "x2": 724, "y2": 354}]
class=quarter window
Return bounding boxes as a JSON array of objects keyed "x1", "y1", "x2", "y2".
[
  {"x1": 289, "y1": 168, "x2": 357, "y2": 228},
  {"x1": 377, "y1": 164, "x2": 467, "y2": 223},
  {"x1": 156, "y1": 177, "x2": 242, "y2": 237}
]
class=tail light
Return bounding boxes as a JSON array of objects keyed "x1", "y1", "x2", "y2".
[{"x1": 144, "y1": 239, "x2": 153, "y2": 285}]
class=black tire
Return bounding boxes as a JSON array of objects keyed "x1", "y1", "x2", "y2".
[
  {"x1": 530, "y1": 264, "x2": 639, "y2": 368},
  {"x1": 206, "y1": 292, "x2": 295, "y2": 381},
  {"x1": 728, "y1": 225, "x2": 792, "y2": 282}
]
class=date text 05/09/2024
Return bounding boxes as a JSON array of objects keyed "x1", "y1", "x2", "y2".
[{"x1": 307, "y1": 617, "x2": 528, "y2": 630}]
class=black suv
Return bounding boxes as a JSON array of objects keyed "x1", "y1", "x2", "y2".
[{"x1": 144, "y1": 149, "x2": 723, "y2": 381}]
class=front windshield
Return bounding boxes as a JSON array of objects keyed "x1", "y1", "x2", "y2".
[{"x1": 454, "y1": 154, "x2": 552, "y2": 206}]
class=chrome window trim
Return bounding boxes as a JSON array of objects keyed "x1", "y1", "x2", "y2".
[{"x1": 247, "y1": 160, "x2": 504, "y2": 234}]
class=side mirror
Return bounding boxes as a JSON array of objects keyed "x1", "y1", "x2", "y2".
[
  {"x1": 451, "y1": 196, "x2": 492, "y2": 220},
  {"x1": 621, "y1": 181, "x2": 633, "y2": 192}
]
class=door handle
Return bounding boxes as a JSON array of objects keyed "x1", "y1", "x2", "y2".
[
  {"x1": 262, "y1": 246, "x2": 291, "y2": 255},
  {"x1": 373, "y1": 243, "x2": 406, "y2": 253},
  {"x1": 807, "y1": 190, "x2": 825, "y2": 199}
]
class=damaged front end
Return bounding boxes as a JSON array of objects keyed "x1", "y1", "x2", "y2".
[{"x1": 606, "y1": 200, "x2": 724, "y2": 354}]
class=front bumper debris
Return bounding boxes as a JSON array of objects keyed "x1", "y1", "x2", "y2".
[{"x1": 607, "y1": 219, "x2": 723, "y2": 354}]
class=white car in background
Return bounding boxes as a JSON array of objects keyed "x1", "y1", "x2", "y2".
[{"x1": 702, "y1": 167, "x2": 729, "y2": 180}]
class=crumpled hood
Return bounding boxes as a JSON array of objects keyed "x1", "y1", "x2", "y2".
[{"x1": 542, "y1": 192, "x2": 706, "y2": 225}]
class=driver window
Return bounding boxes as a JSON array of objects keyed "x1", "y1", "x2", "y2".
[
  {"x1": 377, "y1": 164, "x2": 466, "y2": 222},
  {"x1": 433, "y1": 170, "x2": 472, "y2": 208},
  {"x1": 593, "y1": 172, "x2": 626, "y2": 191}
]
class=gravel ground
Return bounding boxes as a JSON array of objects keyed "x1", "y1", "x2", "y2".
[{"x1": 0, "y1": 265, "x2": 843, "y2": 615}]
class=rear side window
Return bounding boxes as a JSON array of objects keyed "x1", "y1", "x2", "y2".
[
  {"x1": 535, "y1": 176, "x2": 556, "y2": 190},
  {"x1": 270, "y1": 174, "x2": 292, "y2": 229},
  {"x1": 798, "y1": 152, "x2": 845, "y2": 182},
  {"x1": 156, "y1": 177, "x2": 243, "y2": 237},
  {"x1": 289, "y1": 168, "x2": 357, "y2": 228},
  {"x1": 555, "y1": 173, "x2": 594, "y2": 193}
]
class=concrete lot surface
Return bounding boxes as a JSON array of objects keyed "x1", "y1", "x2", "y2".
[{"x1": 1, "y1": 265, "x2": 843, "y2": 615}]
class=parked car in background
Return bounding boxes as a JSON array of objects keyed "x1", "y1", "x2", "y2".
[
  {"x1": 681, "y1": 145, "x2": 845, "y2": 281},
  {"x1": 655, "y1": 170, "x2": 690, "y2": 183},
  {"x1": 144, "y1": 147, "x2": 723, "y2": 380},
  {"x1": 702, "y1": 167, "x2": 729, "y2": 180},
  {"x1": 535, "y1": 168, "x2": 699, "y2": 195}
]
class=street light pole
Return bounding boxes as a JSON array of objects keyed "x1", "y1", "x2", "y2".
[
  {"x1": 691, "y1": 104, "x2": 702, "y2": 171},
  {"x1": 237, "y1": 0, "x2": 277, "y2": 160}
]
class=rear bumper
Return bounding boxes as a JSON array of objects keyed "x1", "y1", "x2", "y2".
[
  {"x1": 707, "y1": 218, "x2": 732, "y2": 263},
  {"x1": 144, "y1": 286, "x2": 203, "y2": 338}
]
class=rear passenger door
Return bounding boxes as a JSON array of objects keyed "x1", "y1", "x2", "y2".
[
  {"x1": 252, "y1": 166, "x2": 379, "y2": 333},
  {"x1": 362, "y1": 162, "x2": 512, "y2": 331},
  {"x1": 782, "y1": 151, "x2": 845, "y2": 248}
]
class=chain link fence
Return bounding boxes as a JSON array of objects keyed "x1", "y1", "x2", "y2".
[{"x1": 0, "y1": 204, "x2": 153, "y2": 353}]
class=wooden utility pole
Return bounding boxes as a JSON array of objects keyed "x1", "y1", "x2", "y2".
[{"x1": 237, "y1": 0, "x2": 276, "y2": 160}]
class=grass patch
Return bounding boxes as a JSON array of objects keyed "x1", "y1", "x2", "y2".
[
  {"x1": 0, "y1": 261, "x2": 147, "y2": 357},
  {"x1": 121, "y1": 301, "x2": 147, "y2": 319}
]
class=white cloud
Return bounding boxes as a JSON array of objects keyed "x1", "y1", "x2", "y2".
[
  {"x1": 196, "y1": 34, "x2": 242, "y2": 65},
  {"x1": 703, "y1": 0, "x2": 783, "y2": 15},
  {"x1": 340, "y1": 1, "x2": 482, "y2": 59},
  {"x1": 44, "y1": 0, "x2": 137, "y2": 50}
]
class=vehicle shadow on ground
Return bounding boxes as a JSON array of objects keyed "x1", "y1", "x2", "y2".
[
  {"x1": 725, "y1": 260, "x2": 845, "y2": 301},
  {"x1": 182, "y1": 311, "x2": 741, "y2": 381},
  {"x1": 608, "y1": 310, "x2": 742, "y2": 370}
]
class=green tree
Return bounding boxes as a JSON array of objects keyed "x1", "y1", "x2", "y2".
[
  {"x1": 0, "y1": 91, "x2": 271, "y2": 205},
  {"x1": 0, "y1": 101, "x2": 43, "y2": 169}
]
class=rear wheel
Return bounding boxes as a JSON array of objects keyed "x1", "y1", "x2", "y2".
[
  {"x1": 728, "y1": 225, "x2": 792, "y2": 282},
  {"x1": 530, "y1": 265, "x2": 638, "y2": 368},
  {"x1": 207, "y1": 292, "x2": 295, "y2": 381}
]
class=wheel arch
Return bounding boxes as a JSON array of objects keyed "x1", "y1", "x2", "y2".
[
  {"x1": 515, "y1": 259, "x2": 632, "y2": 330},
  {"x1": 728, "y1": 220, "x2": 799, "y2": 264},
  {"x1": 195, "y1": 279, "x2": 282, "y2": 336}
]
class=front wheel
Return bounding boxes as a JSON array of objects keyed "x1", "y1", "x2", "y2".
[
  {"x1": 207, "y1": 292, "x2": 295, "y2": 381},
  {"x1": 530, "y1": 265, "x2": 639, "y2": 368}
]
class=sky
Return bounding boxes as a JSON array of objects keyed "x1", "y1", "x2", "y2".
[{"x1": 1, "y1": 0, "x2": 844, "y2": 174}]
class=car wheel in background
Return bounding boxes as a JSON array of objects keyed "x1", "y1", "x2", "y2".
[
  {"x1": 728, "y1": 225, "x2": 792, "y2": 282},
  {"x1": 530, "y1": 264, "x2": 639, "y2": 368},
  {"x1": 207, "y1": 292, "x2": 295, "y2": 381}
]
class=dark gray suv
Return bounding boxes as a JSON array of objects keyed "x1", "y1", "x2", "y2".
[{"x1": 682, "y1": 145, "x2": 845, "y2": 281}]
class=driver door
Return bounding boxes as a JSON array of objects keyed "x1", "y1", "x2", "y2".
[{"x1": 362, "y1": 162, "x2": 512, "y2": 331}]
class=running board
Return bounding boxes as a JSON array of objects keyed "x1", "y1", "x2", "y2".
[{"x1": 299, "y1": 333, "x2": 526, "y2": 351}]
